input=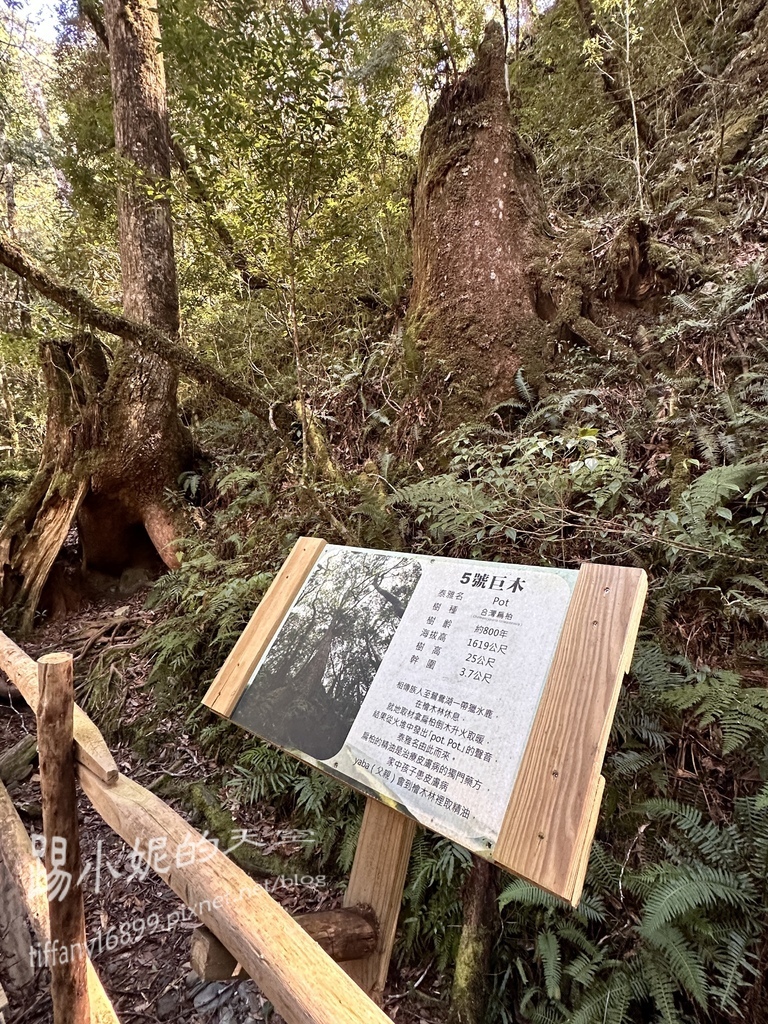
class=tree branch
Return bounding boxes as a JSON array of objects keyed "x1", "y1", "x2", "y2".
[
  {"x1": 170, "y1": 141, "x2": 269, "y2": 292},
  {"x1": 371, "y1": 578, "x2": 405, "y2": 617},
  {"x1": 0, "y1": 231, "x2": 268, "y2": 420},
  {"x1": 79, "y1": 0, "x2": 109, "y2": 49}
]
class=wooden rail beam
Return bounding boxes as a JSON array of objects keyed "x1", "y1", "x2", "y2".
[
  {"x1": 0, "y1": 630, "x2": 118, "y2": 784},
  {"x1": 77, "y1": 765, "x2": 393, "y2": 1024}
]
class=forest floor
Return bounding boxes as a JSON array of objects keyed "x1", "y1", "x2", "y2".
[{"x1": 0, "y1": 585, "x2": 445, "y2": 1024}]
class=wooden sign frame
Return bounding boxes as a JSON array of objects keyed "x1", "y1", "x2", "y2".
[
  {"x1": 203, "y1": 538, "x2": 646, "y2": 996},
  {"x1": 205, "y1": 537, "x2": 645, "y2": 902}
]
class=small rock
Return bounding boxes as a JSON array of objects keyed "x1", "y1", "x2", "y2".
[
  {"x1": 156, "y1": 988, "x2": 179, "y2": 1020},
  {"x1": 194, "y1": 981, "x2": 235, "y2": 1012},
  {"x1": 118, "y1": 567, "x2": 151, "y2": 595}
]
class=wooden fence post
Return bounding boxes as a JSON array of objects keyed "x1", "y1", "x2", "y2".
[{"x1": 38, "y1": 651, "x2": 90, "y2": 1024}]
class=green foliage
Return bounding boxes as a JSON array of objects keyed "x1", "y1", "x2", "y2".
[
  {"x1": 0, "y1": 464, "x2": 34, "y2": 518},
  {"x1": 399, "y1": 833, "x2": 471, "y2": 969},
  {"x1": 491, "y1": 791, "x2": 765, "y2": 1023},
  {"x1": 131, "y1": 339, "x2": 768, "y2": 1022},
  {"x1": 517, "y1": 0, "x2": 755, "y2": 214},
  {"x1": 159, "y1": 0, "x2": 416, "y2": 384},
  {"x1": 392, "y1": 350, "x2": 768, "y2": 635},
  {"x1": 391, "y1": 419, "x2": 635, "y2": 559},
  {"x1": 661, "y1": 265, "x2": 768, "y2": 347},
  {"x1": 386, "y1": 345, "x2": 768, "y2": 1019},
  {"x1": 226, "y1": 740, "x2": 364, "y2": 868},
  {"x1": 143, "y1": 429, "x2": 284, "y2": 682}
]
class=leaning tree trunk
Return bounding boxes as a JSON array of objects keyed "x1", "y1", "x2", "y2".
[
  {"x1": 408, "y1": 20, "x2": 552, "y2": 419},
  {"x1": 0, "y1": 335, "x2": 106, "y2": 631},
  {"x1": 0, "y1": 0, "x2": 189, "y2": 629}
]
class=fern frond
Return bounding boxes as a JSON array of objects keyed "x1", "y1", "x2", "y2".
[
  {"x1": 568, "y1": 973, "x2": 631, "y2": 1024},
  {"x1": 637, "y1": 923, "x2": 708, "y2": 1006},
  {"x1": 499, "y1": 878, "x2": 563, "y2": 912},
  {"x1": 641, "y1": 864, "x2": 755, "y2": 929},
  {"x1": 642, "y1": 951, "x2": 683, "y2": 1024},
  {"x1": 536, "y1": 930, "x2": 562, "y2": 1000},
  {"x1": 711, "y1": 930, "x2": 758, "y2": 1014},
  {"x1": 565, "y1": 949, "x2": 605, "y2": 988}
]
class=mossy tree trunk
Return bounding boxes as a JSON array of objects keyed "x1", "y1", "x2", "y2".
[
  {"x1": 0, "y1": 334, "x2": 105, "y2": 631},
  {"x1": 81, "y1": 0, "x2": 190, "y2": 572},
  {"x1": 449, "y1": 854, "x2": 498, "y2": 1024},
  {"x1": 408, "y1": 20, "x2": 552, "y2": 420},
  {"x1": 0, "y1": 0, "x2": 190, "y2": 630}
]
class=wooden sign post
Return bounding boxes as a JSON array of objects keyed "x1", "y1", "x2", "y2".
[{"x1": 204, "y1": 538, "x2": 646, "y2": 999}]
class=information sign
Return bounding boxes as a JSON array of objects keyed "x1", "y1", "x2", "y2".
[{"x1": 204, "y1": 538, "x2": 647, "y2": 904}]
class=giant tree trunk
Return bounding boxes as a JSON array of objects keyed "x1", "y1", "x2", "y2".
[
  {"x1": 0, "y1": 0, "x2": 189, "y2": 630},
  {"x1": 80, "y1": 0, "x2": 189, "y2": 571},
  {"x1": 236, "y1": 613, "x2": 350, "y2": 761},
  {"x1": 408, "y1": 21, "x2": 551, "y2": 418}
]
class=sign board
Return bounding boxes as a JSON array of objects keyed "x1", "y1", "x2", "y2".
[{"x1": 204, "y1": 538, "x2": 646, "y2": 904}]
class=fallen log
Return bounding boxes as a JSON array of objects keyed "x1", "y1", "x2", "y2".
[
  {"x1": 0, "y1": 856, "x2": 36, "y2": 996},
  {"x1": 0, "y1": 630, "x2": 117, "y2": 785},
  {"x1": 297, "y1": 908, "x2": 378, "y2": 964},
  {"x1": 77, "y1": 765, "x2": 392, "y2": 1024},
  {"x1": 0, "y1": 232, "x2": 268, "y2": 419},
  {"x1": 0, "y1": 780, "x2": 121, "y2": 1024},
  {"x1": 0, "y1": 734, "x2": 37, "y2": 785}
]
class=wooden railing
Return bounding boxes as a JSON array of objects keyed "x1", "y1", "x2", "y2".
[{"x1": 0, "y1": 630, "x2": 393, "y2": 1024}]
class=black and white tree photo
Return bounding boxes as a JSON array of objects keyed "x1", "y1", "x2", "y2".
[{"x1": 232, "y1": 549, "x2": 422, "y2": 759}]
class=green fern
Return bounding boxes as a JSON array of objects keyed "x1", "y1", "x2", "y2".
[
  {"x1": 638, "y1": 923, "x2": 708, "y2": 1007},
  {"x1": 536, "y1": 931, "x2": 563, "y2": 1001},
  {"x1": 638, "y1": 864, "x2": 755, "y2": 929}
]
